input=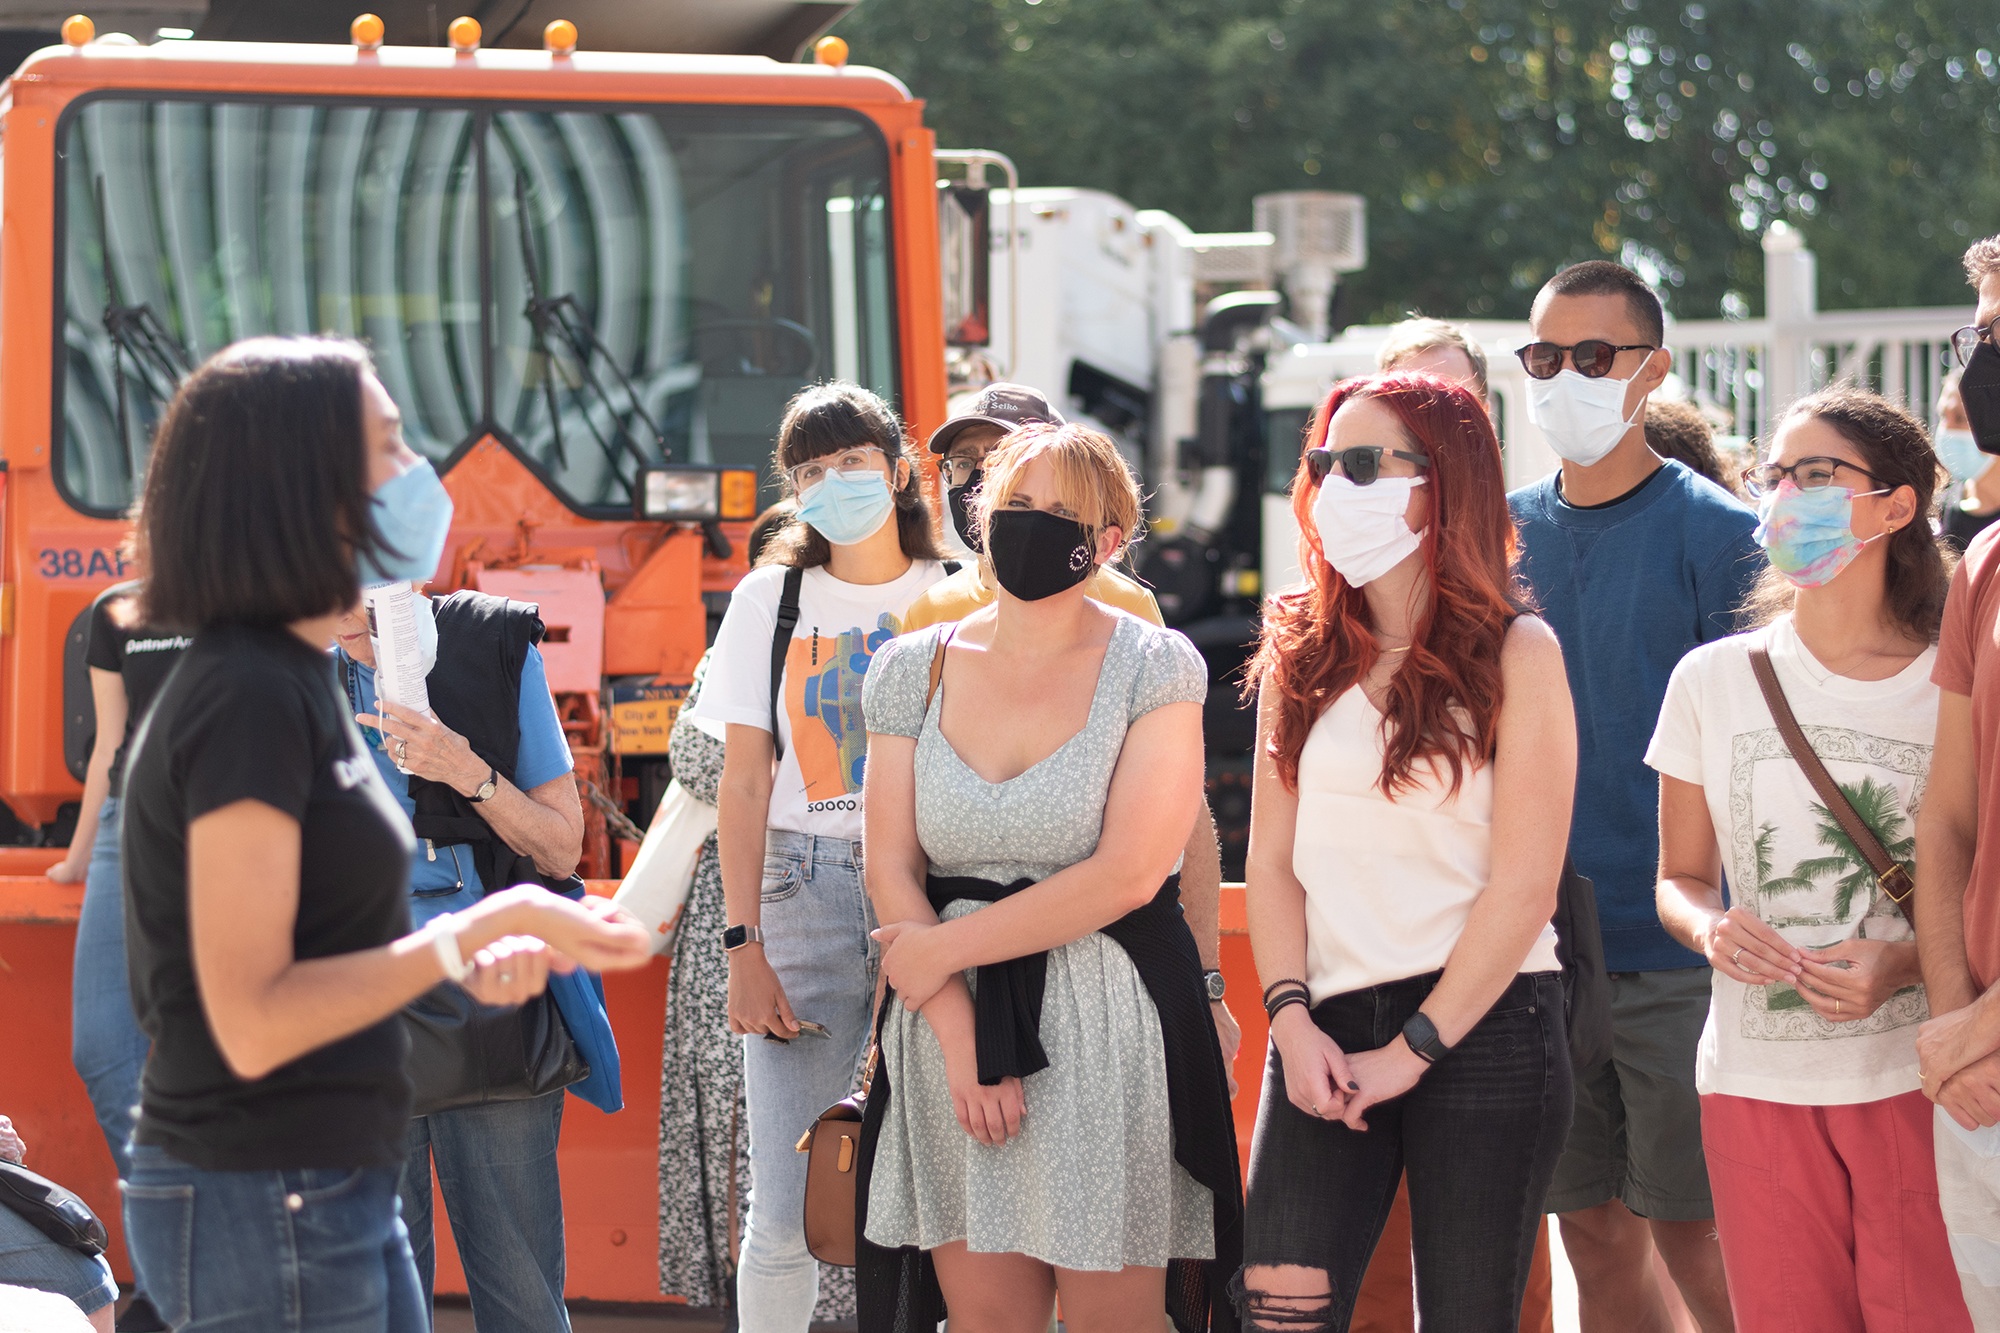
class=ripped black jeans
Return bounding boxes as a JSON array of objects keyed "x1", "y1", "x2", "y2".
[{"x1": 1238, "y1": 970, "x2": 1571, "y2": 1333}]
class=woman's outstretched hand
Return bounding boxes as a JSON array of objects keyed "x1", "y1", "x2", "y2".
[
  {"x1": 473, "y1": 886, "x2": 653, "y2": 974},
  {"x1": 872, "y1": 919, "x2": 956, "y2": 1012}
]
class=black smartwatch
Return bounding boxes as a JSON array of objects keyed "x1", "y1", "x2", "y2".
[
  {"x1": 721, "y1": 924, "x2": 765, "y2": 952},
  {"x1": 1202, "y1": 969, "x2": 1227, "y2": 1002},
  {"x1": 1401, "y1": 1011, "x2": 1450, "y2": 1065}
]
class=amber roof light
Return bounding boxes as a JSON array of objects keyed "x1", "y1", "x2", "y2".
[
  {"x1": 448, "y1": 15, "x2": 480, "y2": 52},
  {"x1": 61, "y1": 13, "x2": 94, "y2": 46},
  {"x1": 351, "y1": 12, "x2": 384, "y2": 50},
  {"x1": 544, "y1": 19, "x2": 577, "y2": 55},
  {"x1": 813, "y1": 35, "x2": 848, "y2": 68}
]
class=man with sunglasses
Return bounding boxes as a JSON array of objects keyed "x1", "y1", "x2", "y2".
[
  {"x1": 1917, "y1": 232, "x2": 2000, "y2": 1324},
  {"x1": 1508, "y1": 261, "x2": 1759, "y2": 1333},
  {"x1": 899, "y1": 382, "x2": 1244, "y2": 1095}
]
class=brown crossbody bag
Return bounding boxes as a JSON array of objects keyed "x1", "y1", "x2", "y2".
[
  {"x1": 1748, "y1": 645, "x2": 1917, "y2": 928},
  {"x1": 797, "y1": 626, "x2": 956, "y2": 1267}
]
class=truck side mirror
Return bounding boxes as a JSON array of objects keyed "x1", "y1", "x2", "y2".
[{"x1": 939, "y1": 183, "x2": 991, "y2": 347}]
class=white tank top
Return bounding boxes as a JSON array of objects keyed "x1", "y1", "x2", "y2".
[{"x1": 1295, "y1": 687, "x2": 1560, "y2": 1001}]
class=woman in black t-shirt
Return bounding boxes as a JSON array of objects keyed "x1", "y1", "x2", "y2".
[
  {"x1": 51, "y1": 580, "x2": 186, "y2": 1330},
  {"x1": 117, "y1": 337, "x2": 650, "y2": 1333}
]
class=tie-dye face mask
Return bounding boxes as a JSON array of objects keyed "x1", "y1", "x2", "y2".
[{"x1": 1753, "y1": 478, "x2": 1887, "y2": 588}]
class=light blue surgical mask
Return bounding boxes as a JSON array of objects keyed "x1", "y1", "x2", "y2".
[
  {"x1": 1937, "y1": 428, "x2": 1987, "y2": 485},
  {"x1": 796, "y1": 468, "x2": 896, "y2": 546},
  {"x1": 360, "y1": 459, "x2": 454, "y2": 585}
]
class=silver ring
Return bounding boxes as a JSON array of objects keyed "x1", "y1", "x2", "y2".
[
  {"x1": 394, "y1": 739, "x2": 408, "y2": 763},
  {"x1": 1732, "y1": 946, "x2": 1745, "y2": 966}
]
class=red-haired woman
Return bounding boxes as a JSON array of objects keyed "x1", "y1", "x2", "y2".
[{"x1": 1239, "y1": 373, "x2": 1578, "y2": 1330}]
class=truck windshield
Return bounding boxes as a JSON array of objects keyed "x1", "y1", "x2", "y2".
[{"x1": 56, "y1": 96, "x2": 898, "y2": 517}]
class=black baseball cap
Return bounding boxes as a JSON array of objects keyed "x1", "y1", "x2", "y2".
[{"x1": 926, "y1": 382, "x2": 1067, "y2": 455}]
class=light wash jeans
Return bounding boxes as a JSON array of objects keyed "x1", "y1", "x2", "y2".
[
  {"x1": 736, "y1": 830, "x2": 877, "y2": 1332},
  {"x1": 1936, "y1": 1106, "x2": 2000, "y2": 1328},
  {"x1": 124, "y1": 1142, "x2": 426, "y2": 1332},
  {"x1": 399, "y1": 1089, "x2": 569, "y2": 1333},
  {"x1": 70, "y1": 796, "x2": 150, "y2": 1182}
]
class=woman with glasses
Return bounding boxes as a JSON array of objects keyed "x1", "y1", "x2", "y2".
[
  {"x1": 682, "y1": 381, "x2": 949, "y2": 1330},
  {"x1": 1652, "y1": 387, "x2": 1970, "y2": 1331},
  {"x1": 1238, "y1": 372, "x2": 1578, "y2": 1330}
]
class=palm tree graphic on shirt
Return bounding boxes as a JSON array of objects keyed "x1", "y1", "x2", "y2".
[{"x1": 1752, "y1": 775, "x2": 1913, "y2": 1013}]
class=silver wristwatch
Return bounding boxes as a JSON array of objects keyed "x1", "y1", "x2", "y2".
[
  {"x1": 468, "y1": 765, "x2": 499, "y2": 803},
  {"x1": 1203, "y1": 969, "x2": 1227, "y2": 1002}
]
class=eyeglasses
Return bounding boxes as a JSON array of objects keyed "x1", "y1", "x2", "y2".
[
  {"x1": 1515, "y1": 340, "x2": 1658, "y2": 380},
  {"x1": 788, "y1": 445, "x2": 888, "y2": 492},
  {"x1": 1741, "y1": 456, "x2": 1887, "y2": 497},
  {"x1": 1305, "y1": 445, "x2": 1431, "y2": 486},
  {"x1": 938, "y1": 455, "x2": 981, "y2": 488},
  {"x1": 1951, "y1": 317, "x2": 2000, "y2": 366}
]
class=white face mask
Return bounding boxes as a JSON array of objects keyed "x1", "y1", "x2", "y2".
[
  {"x1": 1312, "y1": 474, "x2": 1426, "y2": 587},
  {"x1": 1526, "y1": 367, "x2": 1646, "y2": 466}
]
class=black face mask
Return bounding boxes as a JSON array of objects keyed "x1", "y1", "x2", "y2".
[
  {"x1": 1965, "y1": 339, "x2": 2000, "y2": 456},
  {"x1": 947, "y1": 469, "x2": 983, "y2": 553},
  {"x1": 987, "y1": 508, "x2": 1096, "y2": 602}
]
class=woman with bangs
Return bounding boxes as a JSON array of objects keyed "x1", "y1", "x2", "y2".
[
  {"x1": 1239, "y1": 373, "x2": 1578, "y2": 1331},
  {"x1": 683, "y1": 382, "x2": 949, "y2": 1328},
  {"x1": 858, "y1": 422, "x2": 1241, "y2": 1332}
]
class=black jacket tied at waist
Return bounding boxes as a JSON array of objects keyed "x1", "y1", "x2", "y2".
[{"x1": 856, "y1": 872, "x2": 1243, "y2": 1333}]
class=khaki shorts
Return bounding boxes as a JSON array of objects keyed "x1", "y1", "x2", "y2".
[{"x1": 1545, "y1": 967, "x2": 1715, "y2": 1221}]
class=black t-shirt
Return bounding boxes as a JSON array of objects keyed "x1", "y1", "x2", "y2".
[
  {"x1": 84, "y1": 581, "x2": 191, "y2": 793},
  {"x1": 1945, "y1": 501, "x2": 2000, "y2": 554},
  {"x1": 121, "y1": 622, "x2": 417, "y2": 1171}
]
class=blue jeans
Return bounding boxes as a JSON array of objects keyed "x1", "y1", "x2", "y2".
[
  {"x1": 71, "y1": 795, "x2": 150, "y2": 1182},
  {"x1": 736, "y1": 831, "x2": 876, "y2": 1333},
  {"x1": 0, "y1": 1197, "x2": 118, "y2": 1318},
  {"x1": 123, "y1": 1142, "x2": 426, "y2": 1333},
  {"x1": 398, "y1": 1090, "x2": 569, "y2": 1332}
]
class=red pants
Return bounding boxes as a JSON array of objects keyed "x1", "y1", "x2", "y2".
[{"x1": 1701, "y1": 1090, "x2": 1971, "y2": 1332}]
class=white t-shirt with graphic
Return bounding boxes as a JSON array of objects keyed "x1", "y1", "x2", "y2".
[
  {"x1": 1645, "y1": 618, "x2": 1934, "y2": 1106},
  {"x1": 689, "y1": 559, "x2": 946, "y2": 842}
]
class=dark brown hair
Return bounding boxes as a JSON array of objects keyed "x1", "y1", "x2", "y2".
[
  {"x1": 1645, "y1": 399, "x2": 1738, "y2": 496},
  {"x1": 138, "y1": 337, "x2": 382, "y2": 631},
  {"x1": 1745, "y1": 385, "x2": 1954, "y2": 642},
  {"x1": 756, "y1": 382, "x2": 944, "y2": 569}
]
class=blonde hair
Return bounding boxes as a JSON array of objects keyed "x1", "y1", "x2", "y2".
[
  {"x1": 1376, "y1": 317, "x2": 1489, "y2": 399},
  {"x1": 974, "y1": 422, "x2": 1142, "y2": 562},
  {"x1": 1965, "y1": 235, "x2": 2000, "y2": 289}
]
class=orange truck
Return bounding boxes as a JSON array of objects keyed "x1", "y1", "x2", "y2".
[{"x1": 0, "y1": 3, "x2": 1265, "y2": 1308}]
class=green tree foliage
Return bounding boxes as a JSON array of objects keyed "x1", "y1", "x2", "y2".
[{"x1": 834, "y1": 0, "x2": 2000, "y2": 323}]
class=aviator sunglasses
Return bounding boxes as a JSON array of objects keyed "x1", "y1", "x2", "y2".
[
  {"x1": 1306, "y1": 445, "x2": 1431, "y2": 486},
  {"x1": 1514, "y1": 339, "x2": 1657, "y2": 380}
]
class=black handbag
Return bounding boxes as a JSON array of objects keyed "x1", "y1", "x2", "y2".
[
  {"x1": 1552, "y1": 857, "x2": 1614, "y2": 1073},
  {"x1": 0, "y1": 1159, "x2": 109, "y2": 1257},
  {"x1": 401, "y1": 984, "x2": 589, "y2": 1118}
]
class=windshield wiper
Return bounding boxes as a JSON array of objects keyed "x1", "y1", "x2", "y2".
[
  {"x1": 95, "y1": 176, "x2": 192, "y2": 480},
  {"x1": 512, "y1": 173, "x2": 668, "y2": 482}
]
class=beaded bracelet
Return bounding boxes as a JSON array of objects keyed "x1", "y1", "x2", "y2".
[{"x1": 1261, "y1": 977, "x2": 1308, "y2": 1007}]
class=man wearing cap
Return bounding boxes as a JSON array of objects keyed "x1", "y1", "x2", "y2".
[
  {"x1": 901, "y1": 382, "x2": 1242, "y2": 1089},
  {"x1": 904, "y1": 383, "x2": 1166, "y2": 629}
]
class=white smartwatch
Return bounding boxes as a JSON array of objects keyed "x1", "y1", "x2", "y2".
[{"x1": 429, "y1": 914, "x2": 475, "y2": 983}]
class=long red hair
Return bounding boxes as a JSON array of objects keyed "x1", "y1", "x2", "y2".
[{"x1": 1248, "y1": 372, "x2": 1526, "y2": 797}]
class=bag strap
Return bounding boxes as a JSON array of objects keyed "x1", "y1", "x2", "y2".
[
  {"x1": 925, "y1": 624, "x2": 957, "y2": 715},
  {"x1": 1747, "y1": 645, "x2": 1917, "y2": 923},
  {"x1": 768, "y1": 566, "x2": 805, "y2": 761}
]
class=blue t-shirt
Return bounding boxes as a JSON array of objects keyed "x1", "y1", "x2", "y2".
[
  {"x1": 1509, "y1": 460, "x2": 1764, "y2": 972},
  {"x1": 337, "y1": 645, "x2": 574, "y2": 927}
]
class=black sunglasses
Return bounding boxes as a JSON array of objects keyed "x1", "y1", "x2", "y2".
[
  {"x1": 1515, "y1": 340, "x2": 1657, "y2": 380},
  {"x1": 1952, "y1": 317, "x2": 2000, "y2": 367},
  {"x1": 1306, "y1": 445, "x2": 1431, "y2": 487},
  {"x1": 1741, "y1": 457, "x2": 1889, "y2": 497}
]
